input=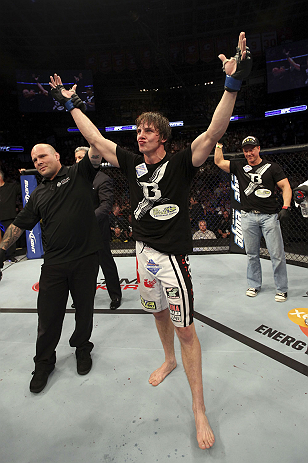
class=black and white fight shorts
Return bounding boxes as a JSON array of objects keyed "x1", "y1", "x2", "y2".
[{"x1": 136, "y1": 241, "x2": 194, "y2": 327}]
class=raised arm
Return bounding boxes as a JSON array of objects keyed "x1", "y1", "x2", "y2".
[
  {"x1": 214, "y1": 144, "x2": 230, "y2": 173},
  {"x1": 283, "y1": 50, "x2": 301, "y2": 71},
  {"x1": 71, "y1": 108, "x2": 119, "y2": 168},
  {"x1": 191, "y1": 31, "x2": 252, "y2": 167},
  {"x1": 49, "y1": 74, "x2": 119, "y2": 168}
]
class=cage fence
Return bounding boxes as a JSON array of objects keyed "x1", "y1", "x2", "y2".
[
  {"x1": 103, "y1": 145, "x2": 308, "y2": 266},
  {"x1": 21, "y1": 144, "x2": 308, "y2": 266}
]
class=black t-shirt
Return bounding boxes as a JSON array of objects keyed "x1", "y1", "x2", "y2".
[
  {"x1": 14, "y1": 153, "x2": 102, "y2": 265},
  {"x1": 116, "y1": 146, "x2": 198, "y2": 255},
  {"x1": 0, "y1": 182, "x2": 21, "y2": 221},
  {"x1": 218, "y1": 217, "x2": 230, "y2": 234},
  {"x1": 230, "y1": 158, "x2": 287, "y2": 214}
]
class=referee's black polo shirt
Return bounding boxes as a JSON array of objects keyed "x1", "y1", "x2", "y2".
[{"x1": 14, "y1": 152, "x2": 103, "y2": 265}]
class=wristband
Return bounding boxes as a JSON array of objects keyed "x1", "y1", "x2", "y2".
[
  {"x1": 216, "y1": 143, "x2": 223, "y2": 149},
  {"x1": 64, "y1": 99, "x2": 74, "y2": 111},
  {"x1": 224, "y1": 75, "x2": 242, "y2": 92},
  {"x1": 282, "y1": 206, "x2": 291, "y2": 210}
]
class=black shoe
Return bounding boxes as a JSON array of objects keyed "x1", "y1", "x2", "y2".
[
  {"x1": 7, "y1": 257, "x2": 17, "y2": 263},
  {"x1": 30, "y1": 366, "x2": 55, "y2": 393},
  {"x1": 76, "y1": 349, "x2": 92, "y2": 375},
  {"x1": 110, "y1": 297, "x2": 121, "y2": 310}
]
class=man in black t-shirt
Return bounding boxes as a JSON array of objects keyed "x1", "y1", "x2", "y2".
[
  {"x1": 217, "y1": 210, "x2": 231, "y2": 240},
  {"x1": 48, "y1": 31, "x2": 252, "y2": 450},
  {"x1": 214, "y1": 136, "x2": 292, "y2": 302},
  {"x1": 75, "y1": 146, "x2": 122, "y2": 309},
  {"x1": 0, "y1": 144, "x2": 103, "y2": 393}
]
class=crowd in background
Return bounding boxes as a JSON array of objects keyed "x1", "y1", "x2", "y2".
[{"x1": 1, "y1": 79, "x2": 308, "y2": 248}]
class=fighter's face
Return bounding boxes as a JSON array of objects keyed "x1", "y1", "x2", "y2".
[{"x1": 136, "y1": 123, "x2": 165, "y2": 154}]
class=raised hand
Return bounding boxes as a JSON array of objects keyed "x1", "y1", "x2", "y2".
[
  {"x1": 218, "y1": 31, "x2": 252, "y2": 92},
  {"x1": 49, "y1": 74, "x2": 77, "y2": 99},
  {"x1": 218, "y1": 31, "x2": 247, "y2": 76},
  {"x1": 49, "y1": 74, "x2": 86, "y2": 112}
]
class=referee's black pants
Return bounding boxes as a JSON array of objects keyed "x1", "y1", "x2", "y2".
[
  {"x1": 34, "y1": 252, "x2": 99, "y2": 370},
  {"x1": 98, "y1": 240, "x2": 122, "y2": 300}
]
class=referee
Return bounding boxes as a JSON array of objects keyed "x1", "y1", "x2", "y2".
[{"x1": 0, "y1": 143, "x2": 103, "y2": 393}]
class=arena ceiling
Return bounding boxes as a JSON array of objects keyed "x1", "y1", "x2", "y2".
[{"x1": 1, "y1": 0, "x2": 307, "y2": 71}]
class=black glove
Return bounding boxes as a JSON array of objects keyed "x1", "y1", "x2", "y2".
[
  {"x1": 278, "y1": 207, "x2": 291, "y2": 223},
  {"x1": 50, "y1": 85, "x2": 86, "y2": 113},
  {"x1": 0, "y1": 248, "x2": 5, "y2": 269},
  {"x1": 224, "y1": 46, "x2": 253, "y2": 92},
  {"x1": 293, "y1": 184, "x2": 308, "y2": 204}
]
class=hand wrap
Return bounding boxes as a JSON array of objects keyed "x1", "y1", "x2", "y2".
[
  {"x1": 50, "y1": 85, "x2": 86, "y2": 113},
  {"x1": 223, "y1": 46, "x2": 253, "y2": 92}
]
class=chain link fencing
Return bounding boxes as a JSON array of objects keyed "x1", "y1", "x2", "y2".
[
  {"x1": 103, "y1": 145, "x2": 308, "y2": 267},
  {"x1": 21, "y1": 143, "x2": 308, "y2": 267}
]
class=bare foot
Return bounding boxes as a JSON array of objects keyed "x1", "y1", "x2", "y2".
[
  {"x1": 148, "y1": 360, "x2": 177, "y2": 386},
  {"x1": 194, "y1": 410, "x2": 215, "y2": 450}
]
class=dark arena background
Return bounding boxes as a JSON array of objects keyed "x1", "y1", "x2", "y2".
[{"x1": 1, "y1": 1, "x2": 308, "y2": 463}]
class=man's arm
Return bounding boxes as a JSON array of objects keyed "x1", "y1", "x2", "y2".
[
  {"x1": 49, "y1": 74, "x2": 119, "y2": 168},
  {"x1": 277, "y1": 178, "x2": 292, "y2": 208},
  {"x1": 214, "y1": 144, "x2": 230, "y2": 173},
  {"x1": 0, "y1": 224, "x2": 24, "y2": 268},
  {"x1": 277, "y1": 177, "x2": 292, "y2": 223},
  {"x1": 284, "y1": 50, "x2": 301, "y2": 71},
  {"x1": 0, "y1": 224, "x2": 24, "y2": 250},
  {"x1": 71, "y1": 108, "x2": 119, "y2": 168},
  {"x1": 191, "y1": 31, "x2": 252, "y2": 167}
]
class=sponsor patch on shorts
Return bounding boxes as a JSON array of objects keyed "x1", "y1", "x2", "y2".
[
  {"x1": 144, "y1": 278, "x2": 156, "y2": 288},
  {"x1": 166, "y1": 287, "x2": 180, "y2": 299},
  {"x1": 141, "y1": 295, "x2": 157, "y2": 310},
  {"x1": 146, "y1": 259, "x2": 161, "y2": 275},
  {"x1": 169, "y1": 303, "x2": 182, "y2": 322}
]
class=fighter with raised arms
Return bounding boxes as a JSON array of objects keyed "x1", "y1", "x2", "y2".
[{"x1": 49, "y1": 31, "x2": 252, "y2": 450}]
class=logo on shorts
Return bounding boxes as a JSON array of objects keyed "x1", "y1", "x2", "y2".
[
  {"x1": 140, "y1": 296, "x2": 157, "y2": 310},
  {"x1": 166, "y1": 287, "x2": 180, "y2": 299},
  {"x1": 144, "y1": 278, "x2": 156, "y2": 288},
  {"x1": 169, "y1": 304, "x2": 182, "y2": 322},
  {"x1": 146, "y1": 259, "x2": 161, "y2": 275}
]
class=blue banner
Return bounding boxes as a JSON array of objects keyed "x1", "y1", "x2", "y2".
[
  {"x1": 230, "y1": 173, "x2": 245, "y2": 254},
  {"x1": 20, "y1": 175, "x2": 44, "y2": 259}
]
